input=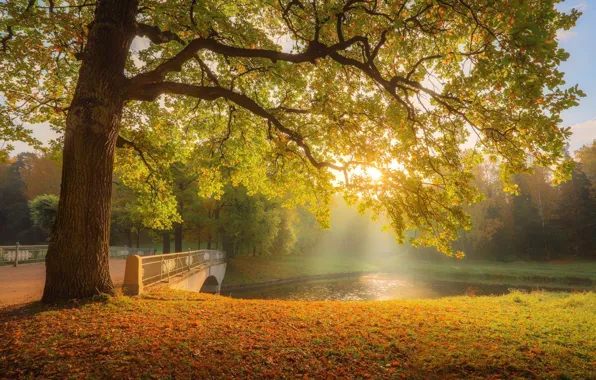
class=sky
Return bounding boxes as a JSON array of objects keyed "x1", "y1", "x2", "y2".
[{"x1": 6, "y1": 0, "x2": 596, "y2": 155}]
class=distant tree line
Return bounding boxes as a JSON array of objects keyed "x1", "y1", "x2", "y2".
[
  {"x1": 110, "y1": 173, "x2": 322, "y2": 257},
  {"x1": 2, "y1": 141, "x2": 596, "y2": 262},
  {"x1": 0, "y1": 152, "x2": 321, "y2": 255},
  {"x1": 446, "y1": 142, "x2": 596, "y2": 262}
]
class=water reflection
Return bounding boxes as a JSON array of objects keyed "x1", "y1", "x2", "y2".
[{"x1": 225, "y1": 273, "x2": 538, "y2": 301}]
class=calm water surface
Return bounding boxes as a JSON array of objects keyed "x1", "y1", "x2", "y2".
[{"x1": 225, "y1": 273, "x2": 543, "y2": 301}]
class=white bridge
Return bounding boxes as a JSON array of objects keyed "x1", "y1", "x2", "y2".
[{"x1": 123, "y1": 250, "x2": 227, "y2": 296}]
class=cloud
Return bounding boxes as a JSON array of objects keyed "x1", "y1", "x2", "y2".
[
  {"x1": 568, "y1": 119, "x2": 596, "y2": 151},
  {"x1": 556, "y1": 29, "x2": 577, "y2": 41},
  {"x1": 131, "y1": 36, "x2": 150, "y2": 52},
  {"x1": 573, "y1": 1, "x2": 588, "y2": 12},
  {"x1": 559, "y1": 1, "x2": 588, "y2": 12},
  {"x1": 6, "y1": 122, "x2": 60, "y2": 156}
]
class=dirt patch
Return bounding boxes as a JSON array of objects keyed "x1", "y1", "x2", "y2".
[{"x1": 0, "y1": 259, "x2": 127, "y2": 307}]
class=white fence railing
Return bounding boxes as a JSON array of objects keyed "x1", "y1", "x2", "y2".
[
  {"x1": 0, "y1": 245, "x2": 48, "y2": 265},
  {"x1": 0, "y1": 244, "x2": 157, "y2": 266},
  {"x1": 140, "y1": 250, "x2": 226, "y2": 286},
  {"x1": 109, "y1": 246, "x2": 156, "y2": 258}
]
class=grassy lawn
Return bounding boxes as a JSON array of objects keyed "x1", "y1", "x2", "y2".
[
  {"x1": 395, "y1": 259, "x2": 596, "y2": 288},
  {"x1": 1, "y1": 290, "x2": 594, "y2": 378},
  {"x1": 223, "y1": 255, "x2": 596, "y2": 289}
]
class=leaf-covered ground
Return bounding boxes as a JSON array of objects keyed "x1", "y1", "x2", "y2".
[{"x1": 1, "y1": 290, "x2": 595, "y2": 378}]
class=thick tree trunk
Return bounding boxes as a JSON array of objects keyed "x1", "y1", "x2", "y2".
[
  {"x1": 222, "y1": 234, "x2": 234, "y2": 257},
  {"x1": 42, "y1": 0, "x2": 139, "y2": 303},
  {"x1": 174, "y1": 223, "x2": 183, "y2": 253}
]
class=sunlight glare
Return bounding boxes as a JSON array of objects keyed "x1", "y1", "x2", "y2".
[{"x1": 367, "y1": 167, "x2": 383, "y2": 181}]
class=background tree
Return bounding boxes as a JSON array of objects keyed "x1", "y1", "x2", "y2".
[
  {"x1": 0, "y1": 153, "x2": 48, "y2": 244},
  {"x1": 555, "y1": 166, "x2": 596, "y2": 259},
  {"x1": 19, "y1": 153, "x2": 61, "y2": 200},
  {"x1": 460, "y1": 161, "x2": 507, "y2": 259},
  {"x1": 183, "y1": 196, "x2": 213, "y2": 250},
  {"x1": 28, "y1": 194, "x2": 59, "y2": 234},
  {"x1": 218, "y1": 185, "x2": 280, "y2": 257},
  {"x1": 110, "y1": 184, "x2": 148, "y2": 248},
  {"x1": 272, "y1": 209, "x2": 298, "y2": 255},
  {"x1": 576, "y1": 141, "x2": 596, "y2": 196},
  {"x1": 0, "y1": 0, "x2": 583, "y2": 301}
]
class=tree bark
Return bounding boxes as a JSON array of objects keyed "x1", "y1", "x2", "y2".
[
  {"x1": 174, "y1": 223, "x2": 183, "y2": 253},
  {"x1": 174, "y1": 198, "x2": 183, "y2": 252},
  {"x1": 162, "y1": 232, "x2": 171, "y2": 254},
  {"x1": 42, "y1": 0, "x2": 139, "y2": 302},
  {"x1": 222, "y1": 234, "x2": 234, "y2": 257}
]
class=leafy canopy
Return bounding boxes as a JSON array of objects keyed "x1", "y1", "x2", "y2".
[{"x1": 0, "y1": 0, "x2": 583, "y2": 255}]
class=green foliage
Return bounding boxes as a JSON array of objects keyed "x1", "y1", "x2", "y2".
[
  {"x1": 0, "y1": 153, "x2": 52, "y2": 244},
  {"x1": 218, "y1": 184, "x2": 281, "y2": 256},
  {"x1": 576, "y1": 140, "x2": 596, "y2": 197},
  {"x1": 0, "y1": 0, "x2": 585, "y2": 255},
  {"x1": 28, "y1": 194, "x2": 58, "y2": 233},
  {"x1": 455, "y1": 151, "x2": 596, "y2": 261},
  {"x1": 271, "y1": 209, "x2": 297, "y2": 255}
]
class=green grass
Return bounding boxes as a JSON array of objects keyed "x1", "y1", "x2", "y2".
[
  {"x1": 223, "y1": 255, "x2": 596, "y2": 289},
  {"x1": 1, "y1": 290, "x2": 594, "y2": 378},
  {"x1": 223, "y1": 255, "x2": 381, "y2": 285},
  {"x1": 394, "y1": 259, "x2": 596, "y2": 288}
]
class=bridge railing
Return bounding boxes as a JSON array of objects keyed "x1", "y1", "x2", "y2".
[
  {"x1": 0, "y1": 244, "x2": 48, "y2": 266},
  {"x1": 0, "y1": 243, "x2": 157, "y2": 266},
  {"x1": 123, "y1": 250, "x2": 226, "y2": 296}
]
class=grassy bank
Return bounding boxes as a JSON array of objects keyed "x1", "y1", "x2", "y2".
[
  {"x1": 1, "y1": 290, "x2": 594, "y2": 378},
  {"x1": 396, "y1": 259, "x2": 596, "y2": 288},
  {"x1": 223, "y1": 255, "x2": 596, "y2": 289}
]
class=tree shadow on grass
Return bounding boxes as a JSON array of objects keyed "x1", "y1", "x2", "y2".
[{"x1": 0, "y1": 293, "x2": 112, "y2": 320}]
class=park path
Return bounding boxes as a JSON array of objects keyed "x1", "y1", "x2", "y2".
[{"x1": 0, "y1": 259, "x2": 127, "y2": 307}]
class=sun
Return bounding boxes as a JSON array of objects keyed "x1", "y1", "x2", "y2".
[{"x1": 367, "y1": 168, "x2": 383, "y2": 181}]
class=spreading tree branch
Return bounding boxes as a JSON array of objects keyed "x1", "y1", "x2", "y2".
[
  {"x1": 136, "y1": 23, "x2": 185, "y2": 45},
  {"x1": 128, "y1": 81, "x2": 346, "y2": 172},
  {"x1": 129, "y1": 36, "x2": 367, "y2": 86}
]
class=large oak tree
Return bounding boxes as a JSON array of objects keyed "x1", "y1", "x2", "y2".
[{"x1": 0, "y1": 0, "x2": 582, "y2": 301}]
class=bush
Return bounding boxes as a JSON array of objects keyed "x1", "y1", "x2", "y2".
[{"x1": 29, "y1": 194, "x2": 59, "y2": 233}]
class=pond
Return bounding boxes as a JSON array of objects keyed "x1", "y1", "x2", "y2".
[{"x1": 223, "y1": 273, "x2": 551, "y2": 301}]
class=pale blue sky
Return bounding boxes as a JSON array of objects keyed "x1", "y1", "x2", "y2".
[
  {"x1": 6, "y1": 0, "x2": 596, "y2": 155},
  {"x1": 557, "y1": 0, "x2": 596, "y2": 151}
]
